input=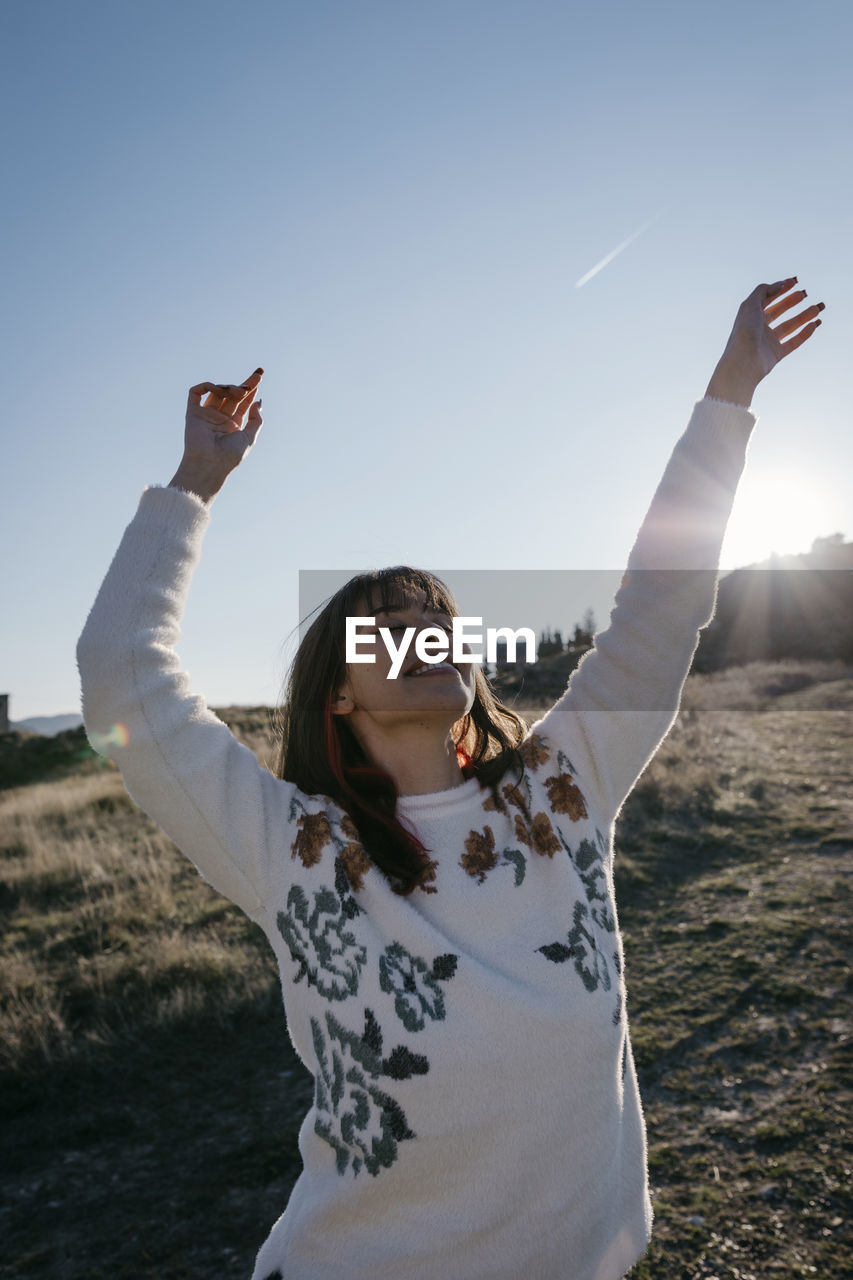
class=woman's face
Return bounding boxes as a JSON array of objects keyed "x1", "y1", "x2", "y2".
[{"x1": 332, "y1": 586, "x2": 478, "y2": 729}]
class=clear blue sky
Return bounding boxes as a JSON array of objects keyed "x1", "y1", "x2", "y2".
[{"x1": 2, "y1": 0, "x2": 851, "y2": 720}]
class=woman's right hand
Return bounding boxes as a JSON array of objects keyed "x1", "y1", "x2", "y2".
[{"x1": 169, "y1": 367, "x2": 265, "y2": 502}]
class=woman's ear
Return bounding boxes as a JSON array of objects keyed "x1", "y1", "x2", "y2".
[{"x1": 330, "y1": 681, "x2": 355, "y2": 716}]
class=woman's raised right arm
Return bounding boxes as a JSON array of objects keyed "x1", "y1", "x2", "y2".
[{"x1": 77, "y1": 371, "x2": 298, "y2": 920}]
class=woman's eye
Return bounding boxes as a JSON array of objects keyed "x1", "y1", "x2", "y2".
[{"x1": 383, "y1": 620, "x2": 451, "y2": 634}]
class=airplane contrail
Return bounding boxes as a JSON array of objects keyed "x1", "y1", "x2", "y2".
[{"x1": 574, "y1": 217, "x2": 657, "y2": 288}]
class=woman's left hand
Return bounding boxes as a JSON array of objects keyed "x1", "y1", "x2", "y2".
[{"x1": 706, "y1": 278, "x2": 825, "y2": 408}]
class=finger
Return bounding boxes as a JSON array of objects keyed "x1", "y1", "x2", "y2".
[
  {"x1": 772, "y1": 301, "x2": 825, "y2": 340},
  {"x1": 778, "y1": 317, "x2": 822, "y2": 358},
  {"x1": 200, "y1": 383, "x2": 234, "y2": 410},
  {"x1": 763, "y1": 276, "x2": 798, "y2": 303},
  {"x1": 234, "y1": 367, "x2": 264, "y2": 413},
  {"x1": 187, "y1": 382, "x2": 218, "y2": 409},
  {"x1": 243, "y1": 398, "x2": 263, "y2": 447},
  {"x1": 233, "y1": 384, "x2": 258, "y2": 427},
  {"x1": 209, "y1": 384, "x2": 257, "y2": 420},
  {"x1": 765, "y1": 288, "x2": 807, "y2": 322},
  {"x1": 214, "y1": 383, "x2": 248, "y2": 410}
]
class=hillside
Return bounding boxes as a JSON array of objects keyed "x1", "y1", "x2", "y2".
[
  {"x1": 1, "y1": 662, "x2": 850, "y2": 1278},
  {"x1": 695, "y1": 535, "x2": 853, "y2": 671}
]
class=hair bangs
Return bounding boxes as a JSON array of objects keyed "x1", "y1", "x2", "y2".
[{"x1": 354, "y1": 566, "x2": 459, "y2": 619}]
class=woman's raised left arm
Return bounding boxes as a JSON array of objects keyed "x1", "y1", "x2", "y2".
[{"x1": 529, "y1": 278, "x2": 825, "y2": 822}]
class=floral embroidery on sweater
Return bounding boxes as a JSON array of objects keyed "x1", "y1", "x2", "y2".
[
  {"x1": 573, "y1": 838, "x2": 616, "y2": 932},
  {"x1": 514, "y1": 810, "x2": 561, "y2": 858},
  {"x1": 460, "y1": 825, "x2": 527, "y2": 886},
  {"x1": 536, "y1": 820, "x2": 619, "y2": 995},
  {"x1": 338, "y1": 840, "x2": 371, "y2": 892},
  {"x1": 470, "y1": 760, "x2": 570, "y2": 879},
  {"x1": 291, "y1": 810, "x2": 333, "y2": 869},
  {"x1": 544, "y1": 772, "x2": 588, "y2": 821},
  {"x1": 461, "y1": 825, "x2": 497, "y2": 882},
  {"x1": 379, "y1": 942, "x2": 458, "y2": 1032},
  {"x1": 276, "y1": 884, "x2": 367, "y2": 1000},
  {"x1": 288, "y1": 798, "x2": 378, "y2": 903},
  {"x1": 538, "y1": 899, "x2": 613, "y2": 993},
  {"x1": 519, "y1": 733, "x2": 551, "y2": 769},
  {"x1": 311, "y1": 1007, "x2": 424, "y2": 1177}
]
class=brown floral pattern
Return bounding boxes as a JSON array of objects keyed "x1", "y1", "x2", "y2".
[
  {"x1": 461, "y1": 826, "x2": 498, "y2": 884},
  {"x1": 514, "y1": 811, "x2": 561, "y2": 858},
  {"x1": 416, "y1": 857, "x2": 440, "y2": 896},
  {"x1": 340, "y1": 814, "x2": 360, "y2": 842},
  {"x1": 291, "y1": 812, "x2": 333, "y2": 868},
  {"x1": 544, "y1": 773, "x2": 588, "y2": 821},
  {"x1": 339, "y1": 842, "x2": 372, "y2": 893},
  {"x1": 519, "y1": 734, "x2": 551, "y2": 770},
  {"x1": 501, "y1": 782, "x2": 529, "y2": 812}
]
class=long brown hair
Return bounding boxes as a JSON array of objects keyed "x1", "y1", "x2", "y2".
[{"x1": 275, "y1": 567, "x2": 527, "y2": 894}]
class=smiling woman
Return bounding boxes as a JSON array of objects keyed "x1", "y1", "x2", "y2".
[
  {"x1": 277, "y1": 569, "x2": 528, "y2": 889},
  {"x1": 76, "y1": 279, "x2": 824, "y2": 1280}
]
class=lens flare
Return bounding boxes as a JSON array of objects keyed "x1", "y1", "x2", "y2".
[{"x1": 90, "y1": 722, "x2": 130, "y2": 753}]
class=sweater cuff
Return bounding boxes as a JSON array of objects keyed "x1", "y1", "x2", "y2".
[
  {"x1": 134, "y1": 484, "x2": 213, "y2": 547},
  {"x1": 693, "y1": 395, "x2": 757, "y2": 443},
  {"x1": 679, "y1": 397, "x2": 757, "y2": 480}
]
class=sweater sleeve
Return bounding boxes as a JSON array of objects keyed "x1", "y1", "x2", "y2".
[
  {"x1": 528, "y1": 397, "x2": 756, "y2": 823},
  {"x1": 76, "y1": 485, "x2": 301, "y2": 921}
]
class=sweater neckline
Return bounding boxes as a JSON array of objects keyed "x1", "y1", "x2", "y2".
[{"x1": 396, "y1": 773, "x2": 484, "y2": 819}]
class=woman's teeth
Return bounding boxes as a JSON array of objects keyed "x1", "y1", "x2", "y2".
[{"x1": 410, "y1": 662, "x2": 456, "y2": 676}]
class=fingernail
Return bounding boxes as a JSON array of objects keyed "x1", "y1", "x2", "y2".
[
  {"x1": 257, "y1": 398, "x2": 262, "y2": 407},
  {"x1": 254, "y1": 367, "x2": 264, "y2": 375},
  {"x1": 817, "y1": 302, "x2": 825, "y2": 312}
]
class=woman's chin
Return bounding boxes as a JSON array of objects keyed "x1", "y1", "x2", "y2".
[{"x1": 403, "y1": 667, "x2": 475, "y2": 713}]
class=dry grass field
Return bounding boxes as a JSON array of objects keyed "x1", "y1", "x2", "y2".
[{"x1": 1, "y1": 662, "x2": 850, "y2": 1279}]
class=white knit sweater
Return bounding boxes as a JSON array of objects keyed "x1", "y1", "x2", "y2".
[{"x1": 77, "y1": 397, "x2": 755, "y2": 1280}]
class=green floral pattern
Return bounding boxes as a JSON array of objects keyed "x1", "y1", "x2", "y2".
[
  {"x1": 277, "y1": 884, "x2": 367, "y2": 1000},
  {"x1": 379, "y1": 942, "x2": 458, "y2": 1032},
  {"x1": 573, "y1": 837, "x2": 616, "y2": 933},
  {"x1": 311, "y1": 1008, "x2": 419, "y2": 1177},
  {"x1": 537, "y1": 818, "x2": 620, "y2": 995},
  {"x1": 538, "y1": 899, "x2": 613, "y2": 994}
]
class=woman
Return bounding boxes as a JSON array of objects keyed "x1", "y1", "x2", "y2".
[{"x1": 77, "y1": 279, "x2": 823, "y2": 1280}]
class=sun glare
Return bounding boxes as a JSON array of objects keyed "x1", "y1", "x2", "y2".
[{"x1": 721, "y1": 471, "x2": 833, "y2": 570}]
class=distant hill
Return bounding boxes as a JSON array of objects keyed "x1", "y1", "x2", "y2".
[
  {"x1": 693, "y1": 535, "x2": 853, "y2": 672},
  {"x1": 0, "y1": 725, "x2": 100, "y2": 790},
  {"x1": 489, "y1": 535, "x2": 853, "y2": 700},
  {"x1": 11, "y1": 713, "x2": 84, "y2": 736},
  {"x1": 0, "y1": 707, "x2": 274, "y2": 792}
]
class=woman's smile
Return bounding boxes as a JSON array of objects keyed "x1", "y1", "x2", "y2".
[{"x1": 406, "y1": 660, "x2": 460, "y2": 678}]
